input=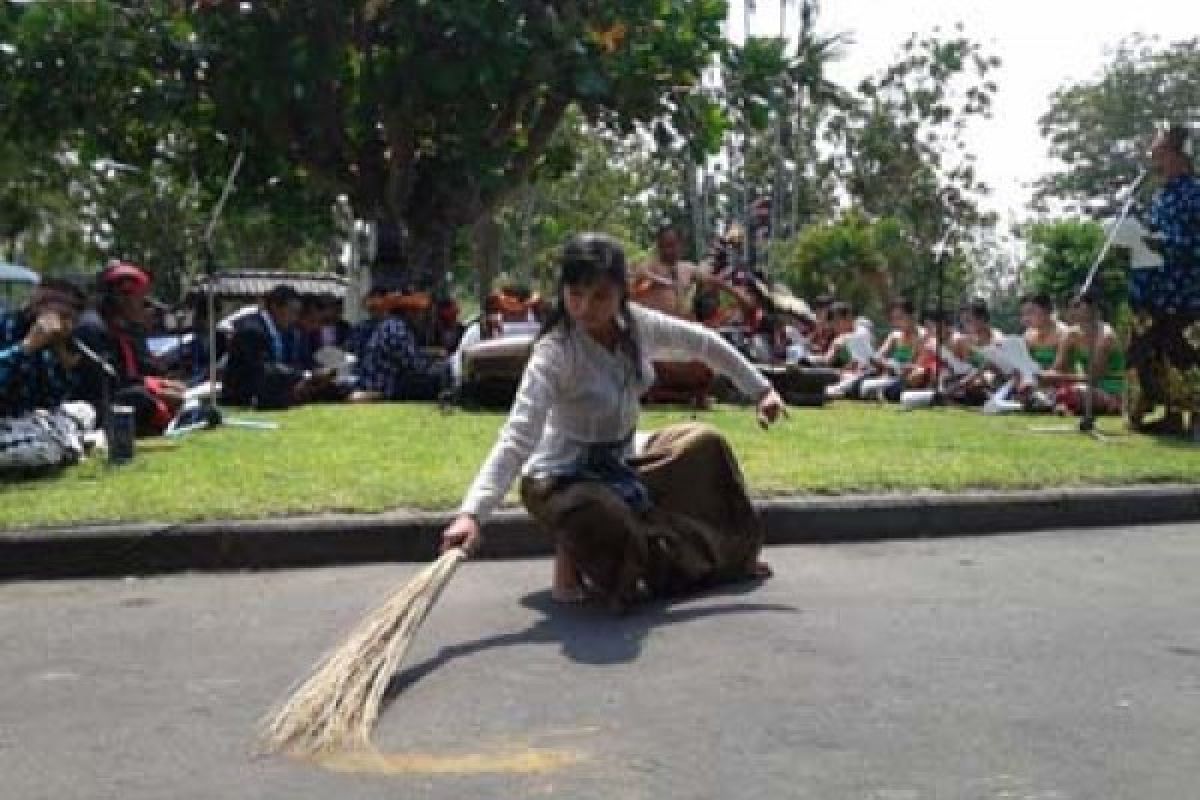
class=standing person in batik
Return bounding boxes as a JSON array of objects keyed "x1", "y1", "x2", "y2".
[{"x1": 1127, "y1": 124, "x2": 1200, "y2": 438}]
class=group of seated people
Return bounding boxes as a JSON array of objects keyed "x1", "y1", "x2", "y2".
[
  {"x1": 618, "y1": 223, "x2": 1129, "y2": 417},
  {"x1": 793, "y1": 292, "x2": 1126, "y2": 415},
  {"x1": 215, "y1": 284, "x2": 456, "y2": 410},
  {"x1": 0, "y1": 238, "x2": 1140, "y2": 476},
  {"x1": 1, "y1": 263, "x2": 190, "y2": 472},
  {"x1": 0, "y1": 262, "x2": 474, "y2": 472}
]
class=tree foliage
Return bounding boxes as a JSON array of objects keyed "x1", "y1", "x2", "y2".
[
  {"x1": 3, "y1": 0, "x2": 786, "y2": 291},
  {"x1": 771, "y1": 210, "x2": 968, "y2": 320},
  {"x1": 1035, "y1": 36, "x2": 1200, "y2": 213},
  {"x1": 191, "y1": 0, "x2": 766, "y2": 282},
  {"x1": 830, "y1": 28, "x2": 999, "y2": 250},
  {"x1": 1023, "y1": 219, "x2": 1127, "y2": 313},
  {"x1": 0, "y1": 1, "x2": 332, "y2": 292}
]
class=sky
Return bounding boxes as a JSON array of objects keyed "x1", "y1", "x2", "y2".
[{"x1": 731, "y1": 0, "x2": 1200, "y2": 223}]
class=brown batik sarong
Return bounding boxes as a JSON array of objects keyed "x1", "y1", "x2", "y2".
[{"x1": 519, "y1": 422, "x2": 764, "y2": 611}]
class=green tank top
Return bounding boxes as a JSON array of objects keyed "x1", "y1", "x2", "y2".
[
  {"x1": 892, "y1": 343, "x2": 914, "y2": 364},
  {"x1": 1029, "y1": 344, "x2": 1058, "y2": 370},
  {"x1": 1070, "y1": 346, "x2": 1126, "y2": 394}
]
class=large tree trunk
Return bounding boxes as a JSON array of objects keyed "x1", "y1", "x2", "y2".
[
  {"x1": 472, "y1": 212, "x2": 502, "y2": 312},
  {"x1": 370, "y1": 217, "x2": 455, "y2": 295}
]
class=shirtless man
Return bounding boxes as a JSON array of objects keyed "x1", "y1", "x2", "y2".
[{"x1": 631, "y1": 224, "x2": 704, "y2": 318}]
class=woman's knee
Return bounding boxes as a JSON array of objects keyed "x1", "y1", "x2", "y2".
[{"x1": 669, "y1": 421, "x2": 727, "y2": 452}]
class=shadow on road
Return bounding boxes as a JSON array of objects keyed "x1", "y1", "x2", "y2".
[{"x1": 382, "y1": 581, "x2": 798, "y2": 708}]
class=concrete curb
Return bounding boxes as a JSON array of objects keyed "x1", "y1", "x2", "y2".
[{"x1": 4, "y1": 484, "x2": 1200, "y2": 581}]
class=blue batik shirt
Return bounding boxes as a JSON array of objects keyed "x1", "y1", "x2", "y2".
[
  {"x1": 0, "y1": 311, "x2": 75, "y2": 417},
  {"x1": 354, "y1": 316, "x2": 436, "y2": 398},
  {"x1": 1131, "y1": 174, "x2": 1200, "y2": 314}
]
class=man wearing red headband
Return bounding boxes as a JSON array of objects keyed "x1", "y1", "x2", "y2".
[
  {"x1": 74, "y1": 261, "x2": 186, "y2": 435},
  {"x1": 345, "y1": 286, "x2": 449, "y2": 403}
]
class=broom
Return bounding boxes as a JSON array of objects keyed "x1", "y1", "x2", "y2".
[{"x1": 258, "y1": 547, "x2": 467, "y2": 757}]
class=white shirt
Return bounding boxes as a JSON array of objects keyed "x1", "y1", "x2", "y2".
[{"x1": 459, "y1": 304, "x2": 771, "y2": 521}]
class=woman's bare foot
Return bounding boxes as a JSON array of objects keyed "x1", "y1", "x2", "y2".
[
  {"x1": 552, "y1": 544, "x2": 584, "y2": 603},
  {"x1": 552, "y1": 585, "x2": 587, "y2": 604},
  {"x1": 744, "y1": 560, "x2": 772, "y2": 580}
]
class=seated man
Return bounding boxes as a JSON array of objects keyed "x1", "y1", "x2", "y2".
[
  {"x1": 450, "y1": 286, "x2": 539, "y2": 390},
  {"x1": 348, "y1": 288, "x2": 448, "y2": 403},
  {"x1": 290, "y1": 294, "x2": 326, "y2": 372},
  {"x1": 631, "y1": 225, "x2": 716, "y2": 406},
  {"x1": 1013, "y1": 292, "x2": 1072, "y2": 411},
  {"x1": 221, "y1": 285, "x2": 340, "y2": 409},
  {"x1": 950, "y1": 298, "x2": 1005, "y2": 405},
  {"x1": 860, "y1": 298, "x2": 924, "y2": 402},
  {"x1": 74, "y1": 262, "x2": 186, "y2": 436},
  {"x1": 318, "y1": 296, "x2": 352, "y2": 349},
  {"x1": 1, "y1": 279, "x2": 93, "y2": 471},
  {"x1": 631, "y1": 224, "x2": 703, "y2": 317},
  {"x1": 807, "y1": 302, "x2": 858, "y2": 368},
  {"x1": 912, "y1": 309, "x2": 973, "y2": 391},
  {"x1": 809, "y1": 303, "x2": 876, "y2": 400},
  {"x1": 807, "y1": 295, "x2": 837, "y2": 356},
  {"x1": 1053, "y1": 293, "x2": 1125, "y2": 416}
]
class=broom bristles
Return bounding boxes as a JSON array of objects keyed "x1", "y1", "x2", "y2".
[{"x1": 257, "y1": 548, "x2": 467, "y2": 756}]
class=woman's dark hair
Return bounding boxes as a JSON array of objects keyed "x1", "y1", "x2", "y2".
[
  {"x1": 961, "y1": 297, "x2": 990, "y2": 322},
  {"x1": 1069, "y1": 287, "x2": 1108, "y2": 318},
  {"x1": 920, "y1": 308, "x2": 950, "y2": 326},
  {"x1": 500, "y1": 284, "x2": 533, "y2": 302},
  {"x1": 1161, "y1": 124, "x2": 1192, "y2": 160},
  {"x1": 264, "y1": 285, "x2": 300, "y2": 310},
  {"x1": 539, "y1": 232, "x2": 642, "y2": 379},
  {"x1": 37, "y1": 278, "x2": 86, "y2": 311},
  {"x1": 299, "y1": 293, "x2": 324, "y2": 314},
  {"x1": 655, "y1": 222, "x2": 679, "y2": 241},
  {"x1": 888, "y1": 297, "x2": 915, "y2": 317},
  {"x1": 1019, "y1": 292, "x2": 1054, "y2": 312}
]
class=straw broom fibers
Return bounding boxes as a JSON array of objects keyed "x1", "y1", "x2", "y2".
[{"x1": 258, "y1": 547, "x2": 467, "y2": 757}]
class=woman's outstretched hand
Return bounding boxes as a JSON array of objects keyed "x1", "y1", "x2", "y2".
[
  {"x1": 441, "y1": 513, "x2": 482, "y2": 556},
  {"x1": 756, "y1": 387, "x2": 788, "y2": 430}
]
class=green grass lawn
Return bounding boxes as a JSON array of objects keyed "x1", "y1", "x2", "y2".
[{"x1": 2, "y1": 402, "x2": 1199, "y2": 530}]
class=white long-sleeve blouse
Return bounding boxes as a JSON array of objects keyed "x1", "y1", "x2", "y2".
[{"x1": 458, "y1": 304, "x2": 772, "y2": 522}]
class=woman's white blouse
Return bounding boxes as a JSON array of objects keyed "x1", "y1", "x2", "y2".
[{"x1": 459, "y1": 304, "x2": 772, "y2": 522}]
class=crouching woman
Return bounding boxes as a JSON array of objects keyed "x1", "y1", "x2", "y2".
[{"x1": 440, "y1": 233, "x2": 786, "y2": 612}]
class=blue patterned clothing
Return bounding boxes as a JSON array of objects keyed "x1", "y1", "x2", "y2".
[
  {"x1": 353, "y1": 316, "x2": 443, "y2": 400},
  {"x1": 346, "y1": 318, "x2": 380, "y2": 367},
  {"x1": 546, "y1": 432, "x2": 652, "y2": 514},
  {"x1": 1126, "y1": 173, "x2": 1200, "y2": 418},
  {"x1": 1129, "y1": 174, "x2": 1200, "y2": 314},
  {"x1": 0, "y1": 311, "x2": 75, "y2": 417}
]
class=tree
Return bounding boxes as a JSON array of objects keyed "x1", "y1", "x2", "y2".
[
  {"x1": 768, "y1": 0, "x2": 854, "y2": 236},
  {"x1": 1035, "y1": 36, "x2": 1200, "y2": 213},
  {"x1": 2, "y1": 1, "x2": 789, "y2": 289},
  {"x1": 189, "y1": 0, "x2": 773, "y2": 286},
  {"x1": 491, "y1": 109, "x2": 680, "y2": 293},
  {"x1": 827, "y1": 26, "x2": 1000, "y2": 298},
  {"x1": 0, "y1": 1, "x2": 332, "y2": 292},
  {"x1": 1023, "y1": 219, "x2": 1127, "y2": 314}
]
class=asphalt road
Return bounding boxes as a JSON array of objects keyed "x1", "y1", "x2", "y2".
[{"x1": 2, "y1": 523, "x2": 1199, "y2": 799}]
